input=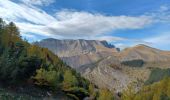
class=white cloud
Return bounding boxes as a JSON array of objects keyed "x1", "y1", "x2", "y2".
[
  {"x1": 142, "y1": 33, "x2": 170, "y2": 50},
  {"x1": 0, "y1": 0, "x2": 153, "y2": 40},
  {"x1": 145, "y1": 33, "x2": 170, "y2": 45},
  {"x1": 92, "y1": 36, "x2": 127, "y2": 42},
  {"x1": 0, "y1": 0, "x2": 56, "y2": 24},
  {"x1": 146, "y1": 5, "x2": 170, "y2": 23},
  {"x1": 1, "y1": 0, "x2": 170, "y2": 50},
  {"x1": 159, "y1": 5, "x2": 169, "y2": 12},
  {"x1": 20, "y1": 0, "x2": 55, "y2": 6},
  {"x1": 50, "y1": 10, "x2": 152, "y2": 37},
  {"x1": 114, "y1": 43, "x2": 129, "y2": 50}
]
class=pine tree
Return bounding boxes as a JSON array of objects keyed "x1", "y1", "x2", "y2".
[{"x1": 62, "y1": 70, "x2": 78, "y2": 90}]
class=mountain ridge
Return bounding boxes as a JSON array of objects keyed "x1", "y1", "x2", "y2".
[
  {"x1": 35, "y1": 38, "x2": 170, "y2": 93},
  {"x1": 34, "y1": 38, "x2": 119, "y2": 69},
  {"x1": 119, "y1": 44, "x2": 170, "y2": 62}
]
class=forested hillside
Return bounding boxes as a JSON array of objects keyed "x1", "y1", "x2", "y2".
[
  {"x1": 0, "y1": 18, "x2": 115, "y2": 100},
  {"x1": 0, "y1": 18, "x2": 85, "y2": 99}
]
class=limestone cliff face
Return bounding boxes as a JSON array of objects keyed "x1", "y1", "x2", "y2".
[{"x1": 34, "y1": 38, "x2": 118, "y2": 69}]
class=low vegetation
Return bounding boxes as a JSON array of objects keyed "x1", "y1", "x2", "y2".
[
  {"x1": 121, "y1": 59, "x2": 145, "y2": 67},
  {"x1": 122, "y1": 77, "x2": 170, "y2": 100},
  {"x1": 145, "y1": 68, "x2": 170, "y2": 85}
]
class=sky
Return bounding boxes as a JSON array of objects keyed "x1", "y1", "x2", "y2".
[{"x1": 0, "y1": 0, "x2": 170, "y2": 50}]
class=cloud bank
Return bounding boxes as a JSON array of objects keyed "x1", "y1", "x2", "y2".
[
  {"x1": 1, "y1": 0, "x2": 170, "y2": 50},
  {"x1": 20, "y1": 0, "x2": 55, "y2": 6},
  {"x1": 144, "y1": 32, "x2": 170, "y2": 50},
  {"x1": 0, "y1": 0, "x2": 152, "y2": 40}
]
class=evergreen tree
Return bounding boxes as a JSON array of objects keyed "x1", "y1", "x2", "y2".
[{"x1": 62, "y1": 70, "x2": 78, "y2": 90}]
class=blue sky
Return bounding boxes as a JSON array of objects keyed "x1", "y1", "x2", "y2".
[{"x1": 0, "y1": 0, "x2": 170, "y2": 50}]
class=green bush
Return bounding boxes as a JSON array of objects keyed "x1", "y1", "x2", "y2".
[
  {"x1": 145, "y1": 68, "x2": 170, "y2": 85},
  {"x1": 121, "y1": 59, "x2": 144, "y2": 67},
  {"x1": 64, "y1": 87, "x2": 89, "y2": 100}
]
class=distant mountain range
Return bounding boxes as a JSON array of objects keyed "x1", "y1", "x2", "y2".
[{"x1": 35, "y1": 38, "x2": 170, "y2": 92}]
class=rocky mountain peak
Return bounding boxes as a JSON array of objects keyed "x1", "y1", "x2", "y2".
[
  {"x1": 35, "y1": 38, "x2": 118, "y2": 57},
  {"x1": 34, "y1": 38, "x2": 119, "y2": 68}
]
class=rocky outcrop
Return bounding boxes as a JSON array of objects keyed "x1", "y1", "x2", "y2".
[
  {"x1": 83, "y1": 44, "x2": 170, "y2": 92},
  {"x1": 34, "y1": 38, "x2": 118, "y2": 69}
]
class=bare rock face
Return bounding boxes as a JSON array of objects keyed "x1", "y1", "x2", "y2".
[
  {"x1": 83, "y1": 56, "x2": 132, "y2": 92},
  {"x1": 83, "y1": 56, "x2": 150, "y2": 93},
  {"x1": 34, "y1": 38, "x2": 118, "y2": 69},
  {"x1": 35, "y1": 39, "x2": 170, "y2": 93},
  {"x1": 83, "y1": 44, "x2": 170, "y2": 92}
]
